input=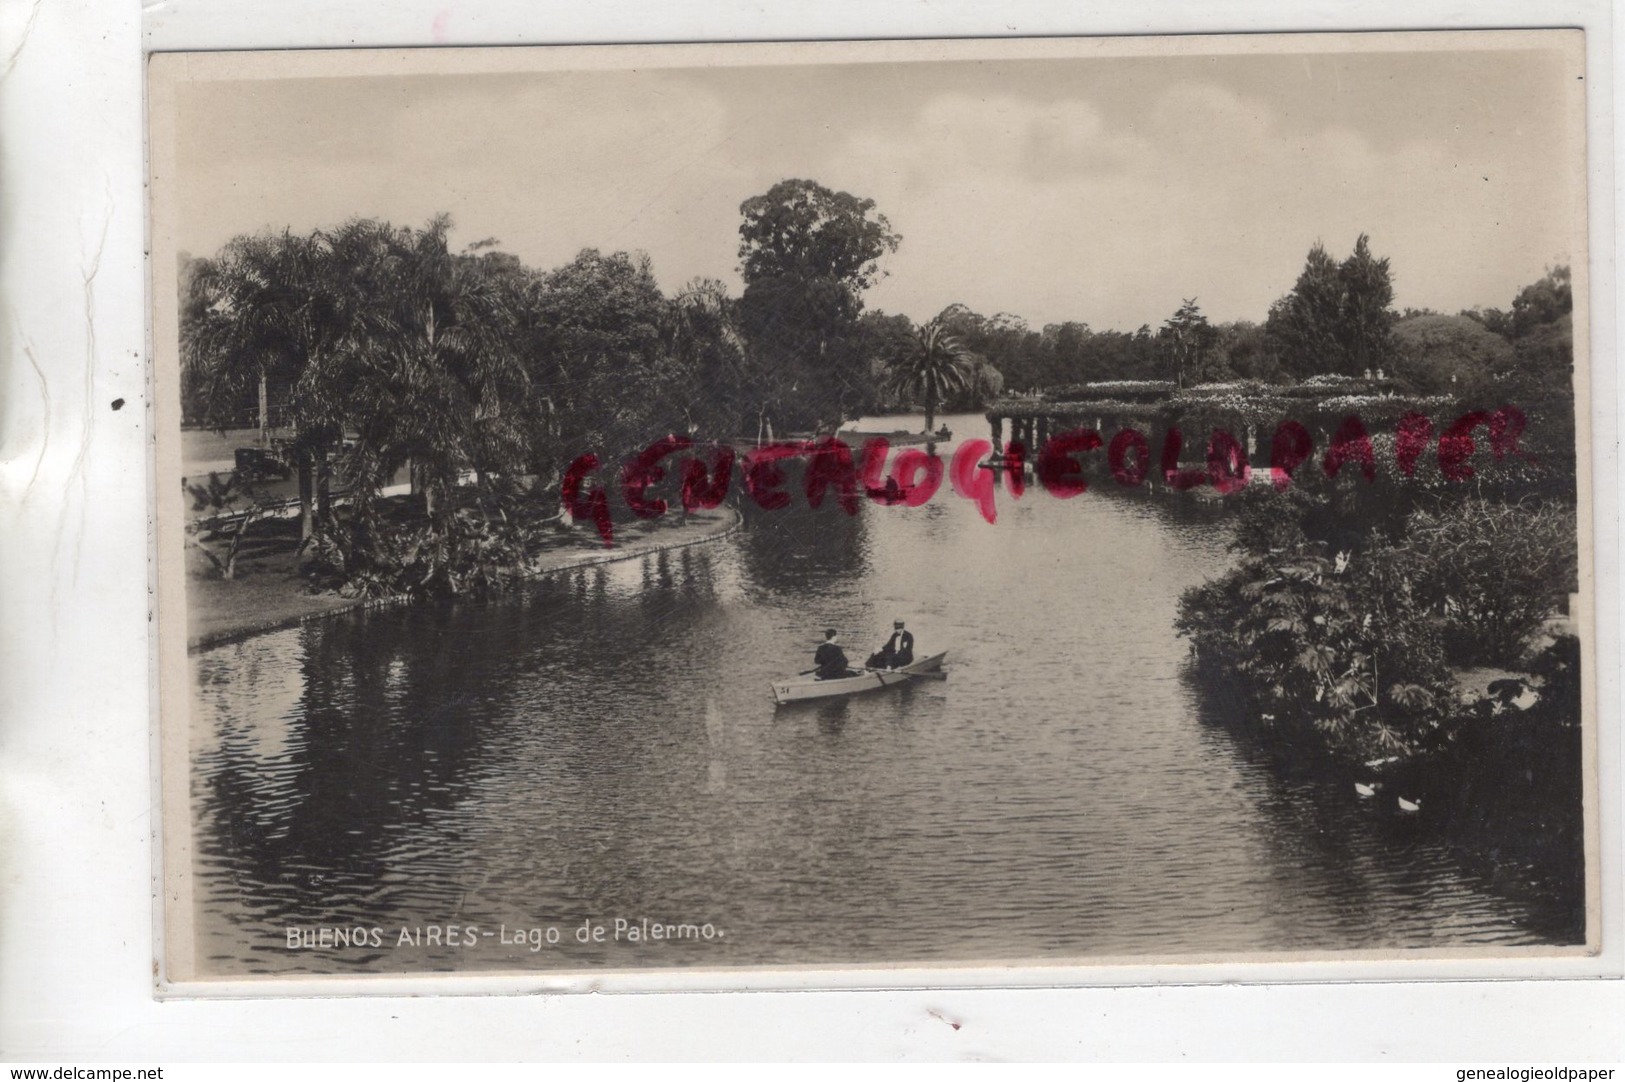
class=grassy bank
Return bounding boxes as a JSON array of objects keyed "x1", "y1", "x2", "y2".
[{"x1": 187, "y1": 505, "x2": 740, "y2": 652}]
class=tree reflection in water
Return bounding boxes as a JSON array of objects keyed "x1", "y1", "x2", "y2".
[
  {"x1": 196, "y1": 607, "x2": 509, "y2": 934},
  {"x1": 737, "y1": 498, "x2": 871, "y2": 599},
  {"x1": 196, "y1": 547, "x2": 734, "y2": 942}
]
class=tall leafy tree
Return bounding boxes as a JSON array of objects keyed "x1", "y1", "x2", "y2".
[
  {"x1": 1511, "y1": 264, "x2": 1572, "y2": 337},
  {"x1": 531, "y1": 247, "x2": 674, "y2": 464},
  {"x1": 1040, "y1": 321, "x2": 1094, "y2": 387},
  {"x1": 1069, "y1": 325, "x2": 1160, "y2": 385},
  {"x1": 1213, "y1": 321, "x2": 1282, "y2": 382},
  {"x1": 1264, "y1": 241, "x2": 1346, "y2": 377},
  {"x1": 856, "y1": 309, "x2": 919, "y2": 395},
  {"x1": 1339, "y1": 234, "x2": 1398, "y2": 375},
  {"x1": 737, "y1": 178, "x2": 900, "y2": 289},
  {"x1": 931, "y1": 304, "x2": 1022, "y2": 391},
  {"x1": 736, "y1": 179, "x2": 902, "y2": 431},
  {"x1": 1507, "y1": 265, "x2": 1575, "y2": 401},
  {"x1": 944, "y1": 352, "x2": 1006, "y2": 412},
  {"x1": 664, "y1": 277, "x2": 750, "y2": 437},
  {"x1": 1264, "y1": 235, "x2": 1397, "y2": 378}
]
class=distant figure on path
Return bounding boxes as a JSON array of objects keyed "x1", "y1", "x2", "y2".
[
  {"x1": 814, "y1": 629, "x2": 851, "y2": 680},
  {"x1": 867, "y1": 620, "x2": 915, "y2": 670}
]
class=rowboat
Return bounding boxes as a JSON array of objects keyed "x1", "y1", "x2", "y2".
[{"x1": 770, "y1": 652, "x2": 947, "y2": 705}]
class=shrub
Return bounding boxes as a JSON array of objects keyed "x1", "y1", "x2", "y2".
[
  {"x1": 307, "y1": 496, "x2": 538, "y2": 600},
  {"x1": 185, "y1": 471, "x2": 277, "y2": 580},
  {"x1": 1405, "y1": 499, "x2": 1579, "y2": 666},
  {"x1": 1180, "y1": 485, "x2": 1580, "y2": 762},
  {"x1": 1391, "y1": 313, "x2": 1515, "y2": 396},
  {"x1": 1177, "y1": 538, "x2": 1455, "y2": 761}
]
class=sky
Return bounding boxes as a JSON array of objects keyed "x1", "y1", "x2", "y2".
[{"x1": 169, "y1": 37, "x2": 1585, "y2": 332}]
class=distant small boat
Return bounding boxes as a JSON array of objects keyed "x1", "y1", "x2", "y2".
[
  {"x1": 1364, "y1": 755, "x2": 1400, "y2": 769},
  {"x1": 1396, "y1": 796, "x2": 1422, "y2": 813},
  {"x1": 770, "y1": 652, "x2": 947, "y2": 705},
  {"x1": 843, "y1": 427, "x2": 951, "y2": 447},
  {"x1": 977, "y1": 452, "x2": 1015, "y2": 473},
  {"x1": 1354, "y1": 782, "x2": 1378, "y2": 798},
  {"x1": 865, "y1": 480, "x2": 908, "y2": 504}
]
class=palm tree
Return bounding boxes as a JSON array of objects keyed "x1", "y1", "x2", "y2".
[
  {"x1": 883, "y1": 321, "x2": 973, "y2": 434},
  {"x1": 386, "y1": 217, "x2": 529, "y2": 517},
  {"x1": 308, "y1": 216, "x2": 531, "y2": 526},
  {"x1": 181, "y1": 228, "x2": 348, "y2": 540}
]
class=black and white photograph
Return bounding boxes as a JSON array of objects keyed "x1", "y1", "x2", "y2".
[{"x1": 149, "y1": 33, "x2": 1598, "y2": 987}]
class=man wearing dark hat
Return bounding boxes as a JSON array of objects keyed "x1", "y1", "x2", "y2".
[
  {"x1": 814, "y1": 629, "x2": 851, "y2": 680},
  {"x1": 867, "y1": 620, "x2": 915, "y2": 671}
]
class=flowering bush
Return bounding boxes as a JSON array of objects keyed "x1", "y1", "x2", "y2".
[
  {"x1": 1308, "y1": 394, "x2": 1450, "y2": 418},
  {"x1": 1168, "y1": 389, "x2": 1291, "y2": 427},
  {"x1": 1041, "y1": 380, "x2": 1173, "y2": 401},
  {"x1": 1182, "y1": 379, "x2": 1276, "y2": 397},
  {"x1": 994, "y1": 397, "x2": 1165, "y2": 420},
  {"x1": 1083, "y1": 379, "x2": 1175, "y2": 392}
]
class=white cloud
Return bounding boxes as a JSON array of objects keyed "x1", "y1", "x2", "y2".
[
  {"x1": 178, "y1": 58, "x2": 1580, "y2": 332},
  {"x1": 851, "y1": 77, "x2": 1572, "y2": 328}
]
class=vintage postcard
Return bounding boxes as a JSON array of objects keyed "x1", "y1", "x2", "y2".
[{"x1": 149, "y1": 32, "x2": 1600, "y2": 991}]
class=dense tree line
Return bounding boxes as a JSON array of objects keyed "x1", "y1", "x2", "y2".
[
  {"x1": 181, "y1": 181, "x2": 1001, "y2": 591},
  {"x1": 1399, "y1": 265, "x2": 1574, "y2": 400},
  {"x1": 183, "y1": 178, "x2": 1577, "y2": 597},
  {"x1": 182, "y1": 217, "x2": 702, "y2": 542},
  {"x1": 932, "y1": 236, "x2": 1573, "y2": 404}
]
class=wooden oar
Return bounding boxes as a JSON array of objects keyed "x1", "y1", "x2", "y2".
[{"x1": 865, "y1": 666, "x2": 949, "y2": 680}]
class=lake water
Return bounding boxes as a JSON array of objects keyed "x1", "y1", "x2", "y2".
[{"x1": 187, "y1": 414, "x2": 1572, "y2": 976}]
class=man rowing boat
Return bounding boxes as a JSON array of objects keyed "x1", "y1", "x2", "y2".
[
  {"x1": 814, "y1": 629, "x2": 852, "y2": 680},
  {"x1": 772, "y1": 633, "x2": 947, "y2": 705},
  {"x1": 866, "y1": 620, "x2": 915, "y2": 671}
]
